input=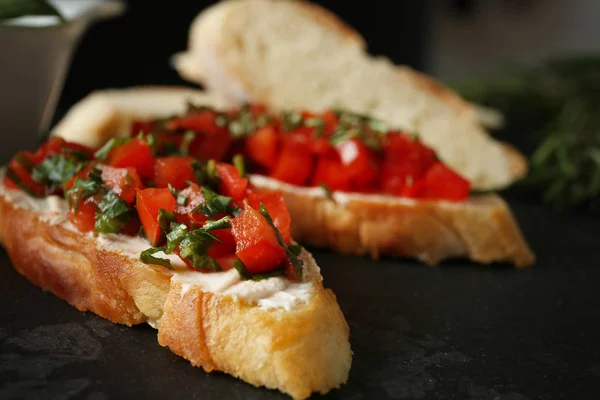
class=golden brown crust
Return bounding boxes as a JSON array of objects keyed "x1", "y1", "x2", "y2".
[
  {"x1": 0, "y1": 195, "x2": 351, "y2": 399},
  {"x1": 502, "y1": 142, "x2": 529, "y2": 181},
  {"x1": 251, "y1": 178, "x2": 535, "y2": 267}
]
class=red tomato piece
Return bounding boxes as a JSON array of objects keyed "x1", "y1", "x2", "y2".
[
  {"x1": 154, "y1": 156, "x2": 196, "y2": 189},
  {"x1": 383, "y1": 133, "x2": 436, "y2": 176},
  {"x1": 335, "y1": 138, "x2": 377, "y2": 188},
  {"x1": 33, "y1": 137, "x2": 94, "y2": 162},
  {"x1": 247, "y1": 189, "x2": 291, "y2": 244},
  {"x1": 245, "y1": 126, "x2": 279, "y2": 169},
  {"x1": 165, "y1": 111, "x2": 220, "y2": 135},
  {"x1": 215, "y1": 254, "x2": 239, "y2": 271},
  {"x1": 310, "y1": 137, "x2": 334, "y2": 156},
  {"x1": 174, "y1": 184, "x2": 205, "y2": 226},
  {"x1": 216, "y1": 162, "x2": 248, "y2": 201},
  {"x1": 136, "y1": 187, "x2": 176, "y2": 246},
  {"x1": 321, "y1": 110, "x2": 338, "y2": 135},
  {"x1": 311, "y1": 155, "x2": 351, "y2": 192},
  {"x1": 422, "y1": 162, "x2": 471, "y2": 201},
  {"x1": 68, "y1": 200, "x2": 97, "y2": 233},
  {"x1": 131, "y1": 120, "x2": 155, "y2": 136},
  {"x1": 231, "y1": 206, "x2": 285, "y2": 274},
  {"x1": 107, "y1": 138, "x2": 155, "y2": 179},
  {"x1": 5, "y1": 156, "x2": 46, "y2": 196},
  {"x1": 269, "y1": 136, "x2": 313, "y2": 185},
  {"x1": 188, "y1": 131, "x2": 232, "y2": 162},
  {"x1": 380, "y1": 162, "x2": 424, "y2": 196},
  {"x1": 283, "y1": 258, "x2": 301, "y2": 281},
  {"x1": 208, "y1": 228, "x2": 237, "y2": 258},
  {"x1": 64, "y1": 161, "x2": 99, "y2": 190},
  {"x1": 101, "y1": 166, "x2": 143, "y2": 203}
]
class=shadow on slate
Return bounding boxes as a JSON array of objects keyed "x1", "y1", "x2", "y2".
[{"x1": 1, "y1": 203, "x2": 600, "y2": 400}]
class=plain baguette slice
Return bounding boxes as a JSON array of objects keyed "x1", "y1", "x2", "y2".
[
  {"x1": 50, "y1": 87, "x2": 535, "y2": 267},
  {"x1": 0, "y1": 185, "x2": 351, "y2": 400},
  {"x1": 172, "y1": 0, "x2": 525, "y2": 191}
]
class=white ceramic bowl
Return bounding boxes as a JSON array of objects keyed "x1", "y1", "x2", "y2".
[{"x1": 0, "y1": 0, "x2": 125, "y2": 162}]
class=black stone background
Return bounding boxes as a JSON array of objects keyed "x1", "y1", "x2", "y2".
[{"x1": 2, "y1": 1, "x2": 600, "y2": 399}]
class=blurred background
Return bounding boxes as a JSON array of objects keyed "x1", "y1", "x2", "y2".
[{"x1": 2, "y1": 0, "x2": 599, "y2": 211}]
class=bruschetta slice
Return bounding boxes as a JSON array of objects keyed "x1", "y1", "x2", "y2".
[
  {"x1": 51, "y1": 87, "x2": 535, "y2": 267},
  {"x1": 172, "y1": 0, "x2": 525, "y2": 191},
  {"x1": 0, "y1": 135, "x2": 351, "y2": 400}
]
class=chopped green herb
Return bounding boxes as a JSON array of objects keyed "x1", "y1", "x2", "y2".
[
  {"x1": 94, "y1": 137, "x2": 130, "y2": 160},
  {"x1": 281, "y1": 110, "x2": 303, "y2": 131},
  {"x1": 180, "y1": 131, "x2": 196, "y2": 156},
  {"x1": 202, "y1": 216, "x2": 231, "y2": 232},
  {"x1": 233, "y1": 258, "x2": 286, "y2": 281},
  {"x1": 140, "y1": 248, "x2": 173, "y2": 269},
  {"x1": 305, "y1": 117, "x2": 325, "y2": 137},
  {"x1": 31, "y1": 155, "x2": 83, "y2": 190},
  {"x1": 256, "y1": 114, "x2": 273, "y2": 127},
  {"x1": 157, "y1": 208, "x2": 176, "y2": 231},
  {"x1": 233, "y1": 154, "x2": 246, "y2": 177},
  {"x1": 258, "y1": 203, "x2": 303, "y2": 280},
  {"x1": 166, "y1": 223, "x2": 188, "y2": 253},
  {"x1": 95, "y1": 190, "x2": 131, "y2": 233},
  {"x1": 178, "y1": 228, "x2": 222, "y2": 271},
  {"x1": 215, "y1": 113, "x2": 229, "y2": 127},
  {"x1": 197, "y1": 186, "x2": 233, "y2": 218}
]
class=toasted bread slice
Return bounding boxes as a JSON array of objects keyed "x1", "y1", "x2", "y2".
[
  {"x1": 50, "y1": 87, "x2": 535, "y2": 266},
  {"x1": 172, "y1": 0, "x2": 525, "y2": 191},
  {"x1": 0, "y1": 178, "x2": 351, "y2": 400}
]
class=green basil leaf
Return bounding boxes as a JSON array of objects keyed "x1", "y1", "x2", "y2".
[
  {"x1": 180, "y1": 131, "x2": 196, "y2": 156},
  {"x1": 94, "y1": 190, "x2": 131, "y2": 233},
  {"x1": 157, "y1": 208, "x2": 176, "y2": 231},
  {"x1": 166, "y1": 223, "x2": 188, "y2": 253},
  {"x1": 31, "y1": 155, "x2": 83, "y2": 189},
  {"x1": 178, "y1": 229, "x2": 222, "y2": 271},
  {"x1": 232, "y1": 154, "x2": 246, "y2": 177},
  {"x1": 0, "y1": 0, "x2": 64, "y2": 22},
  {"x1": 140, "y1": 248, "x2": 173, "y2": 269},
  {"x1": 94, "y1": 137, "x2": 130, "y2": 160},
  {"x1": 305, "y1": 117, "x2": 325, "y2": 137},
  {"x1": 198, "y1": 185, "x2": 233, "y2": 218},
  {"x1": 258, "y1": 203, "x2": 303, "y2": 280},
  {"x1": 233, "y1": 258, "x2": 286, "y2": 281},
  {"x1": 202, "y1": 216, "x2": 231, "y2": 232}
]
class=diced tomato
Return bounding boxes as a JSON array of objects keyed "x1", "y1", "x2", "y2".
[
  {"x1": 335, "y1": 138, "x2": 378, "y2": 188},
  {"x1": 383, "y1": 133, "x2": 436, "y2": 176},
  {"x1": 188, "y1": 131, "x2": 232, "y2": 162},
  {"x1": 247, "y1": 189, "x2": 291, "y2": 244},
  {"x1": 215, "y1": 254, "x2": 239, "y2": 271},
  {"x1": 68, "y1": 200, "x2": 97, "y2": 232},
  {"x1": 231, "y1": 206, "x2": 285, "y2": 274},
  {"x1": 64, "y1": 161, "x2": 99, "y2": 190},
  {"x1": 174, "y1": 184, "x2": 205, "y2": 226},
  {"x1": 154, "y1": 156, "x2": 196, "y2": 189},
  {"x1": 380, "y1": 162, "x2": 424, "y2": 196},
  {"x1": 216, "y1": 162, "x2": 248, "y2": 201},
  {"x1": 400, "y1": 179, "x2": 427, "y2": 199},
  {"x1": 131, "y1": 120, "x2": 155, "y2": 136},
  {"x1": 33, "y1": 137, "x2": 94, "y2": 162},
  {"x1": 101, "y1": 166, "x2": 143, "y2": 203},
  {"x1": 107, "y1": 138, "x2": 155, "y2": 179},
  {"x1": 166, "y1": 111, "x2": 220, "y2": 135},
  {"x1": 421, "y1": 162, "x2": 471, "y2": 201},
  {"x1": 311, "y1": 155, "x2": 351, "y2": 192},
  {"x1": 321, "y1": 109, "x2": 338, "y2": 135},
  {"x1": 4, "y1": 156, "x2": 46, "y2": 196},
  {"x1": 250, "y1": 103, "x2": 267, "y2": 114},
  {"x1": 310, "y1": 137, "x2": 334, "y2": 156},
  {"x1": 136, "y1": 187, "x2": 176, "y2": 246},
  {"x1": 245, "y1": 126, "x2": 279, "y2": 169},
  {"x1": 283, "y1": 258, "x2": 301, "y2": 281},
  {"x1": 207, "y1": 228, "x2": 237, "y2": 258},
  {"x1": 269, "y1": 136, "x2": 313, "y2": 185}
]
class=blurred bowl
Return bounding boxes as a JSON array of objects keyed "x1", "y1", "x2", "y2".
[{"x1": 0, "y1": 0, "x2": 125, "y2": 163}]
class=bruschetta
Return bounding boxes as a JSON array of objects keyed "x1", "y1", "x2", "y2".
[
  {"x1": 51, "y1": 87, "x2": 535, "y2": 267},
  {"x1": 172, "y1": 0, "x2": 524, "y2": 191},
  {"x1": 0, "y1": 135, "x2": 351, "y2": 400}
]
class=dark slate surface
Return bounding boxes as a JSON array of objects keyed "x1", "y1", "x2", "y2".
[{"x1": 1, "y1": 203, "x2": 600, "y2": 400}]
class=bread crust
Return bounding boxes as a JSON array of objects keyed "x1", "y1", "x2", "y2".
[
  {"x1": 249, "y1": 176, "x2": 535, "y2": 267},
  {"x1": 0, "y1": 195, "x2": 351, "y2": 399}
]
